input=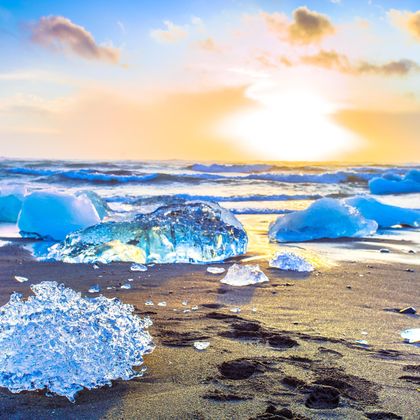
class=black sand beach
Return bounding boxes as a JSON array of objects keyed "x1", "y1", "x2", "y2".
[{"x1": 0, "y1": 240, "x2": 418, "y2": 420}]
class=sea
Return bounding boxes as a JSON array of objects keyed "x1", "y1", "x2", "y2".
[{"x1": 1, "y1": 159, "x2": 419, "y2": 265}]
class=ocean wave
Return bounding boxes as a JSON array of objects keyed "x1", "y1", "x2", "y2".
[
  {"x1": 230, "y1": 208, "x2": 293, "y2": 215},
  {"x1": 188, "y1": 163, "x2": 273, "y2": 173},
  {"x1": 7, "y1": 167, "x2": 59, "y2": 176},
  {"x1": 57, "y1": 170, "x2": 159, "y2": 183}
]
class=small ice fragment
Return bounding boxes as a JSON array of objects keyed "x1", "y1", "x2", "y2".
[
  {"x1": 361, "y1": 331, "x2": 368, "y2": 335},
  {"x1": 93, "y1": 264, "x2": 100, "y2": 270},
  {"x1": 14, "y1": 276, "x2": 28, "y2": 283},
  {"x1": 191, "y1": 305, "x2": 199, "y2": 311},
  {"x1": 157, "y1": 301, "x2": 167, "y2": 307},
  {"x1": 269, "y1": 252, "x2": 314, "y2": 272},
  {"x1": 127, "y1": 278, "x2": 134, "y2": 282},
  {"x1": 145, "y1": 300, "x2": 154, "y2": 306},
  {"x1": 193, "y1": 341, "x2": 210, "y2": 351},
  {"x1": 207, "y1": 267, "x2": 226, "y2": 274},
  {"x1": 88, "y1": 284, "x2": 101, "y2": 293},
  {"x1": 130, "y1": 263, "x2": 148, "y2": 272},
  {"x1": 183, "y1": 309, "x2": 191, "y2": 313},
  {"x1": 106, "y1": 286, "x2": 114, "y2": 290},
  {"x1": 379, "y1": 248, "x2": 390, "y2": 253},
  {"x1": 401, "y1": 328, "x2": 420, "y2": 344},
  {"x1": 182, "y1": 300, "x2": 188, "y2": 306},
  {"x1": 221, "y1": 264, "x2": 269, "y2": 286},
  {"x1": 252, "y1": 307, "x2": 257, "y2": 312},
  {"x1": 230, "y1": 307, "x2": 241, "y2": 313},
  {"x1": 121, "y1": 283, "x2": 132, "y2": 290},
  {"x1": 355, "y1": 340, "x2": 369, "y2": 346}
]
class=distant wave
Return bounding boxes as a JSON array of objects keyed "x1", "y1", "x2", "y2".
[
  {"x1": 58, "y1": 170, "x2": 159, "y2": 183},
  {"x1": 230, "y1": 208, "x2": 293, "y2": 215},
  {"x1": 7, "y1": 167, "x2": 59, "y2": 176},
  {"x1": 188, "y1": 163, "x2": 273, "y2": 173}
]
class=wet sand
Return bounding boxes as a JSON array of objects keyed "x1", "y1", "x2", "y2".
[{"x1": 0, "y1": 241, "x2": 419, "y2": 419}]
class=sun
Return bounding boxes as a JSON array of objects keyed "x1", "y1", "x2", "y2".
[{"x1": 217, "y1": 83, "x2": 362, "y2": 161}]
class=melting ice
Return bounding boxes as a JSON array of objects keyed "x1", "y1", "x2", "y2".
[
  {"x1": 47, "y1": 201, "x2": 248, "y2": 264},
  {"x1": 269, "y1": 252, "x2": 314, "y2": 272},
  {"x1": 0, "y1": 281, "x2": 153, "y2": 401},
  {"x1": 221, "y1": 264, "x2": 269, "y2": 286}
]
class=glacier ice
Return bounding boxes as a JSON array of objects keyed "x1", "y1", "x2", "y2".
[
  {"x1": 269, "y1": 252, "x2": 314, "y2": 272},
  {"x1": 18, "y1": 191, "x2": 101, "y2": 241},
  {"x1": 131, "y1": 263, "x2": 148, "y2": 272},
  {"x1": 76, "y1": 191, "x2": 109, "y2": 219},
  {"x1": 401, "y1": 328, "x2": 420, "y2": 344},
  {"x1": 221, "y1": 264, "x2": 269, "y2": 286},
  {"x1": 369, "y1": 169, "x2": 420, "y2": 194},
  {"x1": 269, "y1": 198, "x2": 378, "y2": 242},
  {"x1": 0, "y1": 186, "x2": 25, "y2": 223},
  {"x1": 0, "y1": 281, "x2": 153, "y2": 402},
  {"x1": 346, "y1": 196, "x2": 420, "y2": 228},
  {"x1": 47, "y1": 201, "x2": 248, "y2": 264},
  {"x1": 14, "y1": 276, "x2": 28, "y2": 283}
]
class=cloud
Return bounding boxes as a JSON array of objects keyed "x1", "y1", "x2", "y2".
[
  {"x1": 150, "y1": 20, "x2": 188, "y2": 44},
  {"x1": 196, "y1": 37, "x2": 221, "y2": 52},
  {"x1": 388, "y1": 9, "x2": 420, "y2": 41},
  {"x1": 300, "y1": 50, "x2": 419, "y2": 76},
  {"x1": 288, "y1": 7, "x2": 335, "y2": 43},
  {"x1": 261, "y1": 7, "x2": 335, "y2": 44},
  {"x1": 31, "y1": 16, "x2": 119, "y2": 63}
]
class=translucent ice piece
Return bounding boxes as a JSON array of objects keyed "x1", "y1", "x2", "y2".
[
  {"x1": 207, "y1": 266, "x2": 226, "y2": 274},
  {"x1": 0, "y1": 186, "x2": 25, "y2": 223},
  {"x1": 130, "y1": 263, "x2": 148, "y2": 272},
  {"x1": 401, "y1": 328, "x2": 420, "y2": 344},
  {"x1": 221, "y1": 264, "x2": 269, "y2": 286},
  {"x1": 269, "y1": 252, "x2": 314, "y2": 272},
  {"x1": 0, "y1": 281, "x2": 153, "y2": 401},
  {"x1": 193, "y1": 341, "x2": 210, "y2": 350}
]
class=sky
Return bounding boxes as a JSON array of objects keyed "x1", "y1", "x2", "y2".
[{"x1": 1, "y1": 0, "x2": 420, "y2": 163}]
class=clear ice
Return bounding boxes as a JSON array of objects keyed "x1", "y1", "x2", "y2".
[
  {"x1": 269, "y1": 252, "x2": 314, "y2": 272},
  {"x1": 130, "y1": 263, "x2": 148, "y2": 272},
  {"x1": 400, "y1": 328, "x2": 420, "y2": 344},
  {"x1": 0, "y1": 281, "x2": 154, "y2": 401},
  {"x1": 18, "y1": 191, "x2": 101, "y2": 241},
  {"x1": 369, "y1": 169, "x2": 420, "y2": 195},
  {"x1": 0, "y1": 186, "x2": 25, "y2": 223},
  {"x1": 221, "y1": 264, "x2": 269, "y2": 286},
  {"x1": 269, "y1": 198, "x2": 378, "y2": 242},
  {"x1": 47, "y1": 201, "x2": 248, "y2": 264},
  {"x1": 345, "y1": 196, "x2": 420, "y2": 228},
  {"x1": 207, "y1": 266, "x2": 226, "y2": 274}
]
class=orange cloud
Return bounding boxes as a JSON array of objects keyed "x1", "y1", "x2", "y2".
[
  {"x1": 150, "y1": 21, "x2": 188, "y2": 44},
  {"x1": 31, "y1": 16, "x2": 119, "y2": 63},
  {"x1": 389, "y1": 9, "x2": 420, "y2": 41}
]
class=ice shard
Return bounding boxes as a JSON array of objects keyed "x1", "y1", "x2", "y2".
[
  {"x1": 47, "y1": 201, "x2": 248, "y2": 264},
  {"x1": 0, "y1": 281, "x2": 153, "y2": 402},
  {"x1": 269, "y1": 252, "x2": 314, "y2": 272}
]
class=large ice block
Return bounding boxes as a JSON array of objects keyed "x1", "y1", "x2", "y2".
[
  {"x1": 269, "y1": 198, "x2": 378, "y2": 242},
  {"x1": 369, "y1": 169, "x2": 420, "y2": 194},
  {"x1": 47, "y1": 201, "x2": 248, "y2": 263},
  {"x1": 0, "y1": 281, "x2": 153, "y2": 402},
  {"x1": 346, "y1": 196, "x2": 420, "y2": 228},
  {"x1": 0, "y1": 186, "x2": 25, "y2": 222},
  {"x1": 18, "y1": 191, "x2": 101, "y2": 240}
]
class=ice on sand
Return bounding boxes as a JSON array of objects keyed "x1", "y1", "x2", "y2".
[
  {"x1": 130, "y1": 263, "x2": 148, "y2": 272},
  {"x1": 207, "y1": 266, "x2": 226, "y2": 274},
  {"x1": 47, "y1": 201, "x2": 248, "y2": 264},
  {"x1": 346, "y1": 196, "x2": 420, "y2": 228},
  {"x1": 269, "y1": 198, "x2": 378, "y2": 242},
  {"x1": 194, "y1": 341, "x2": 210, "y2": 351},
  {"x1": 0, "y1": 281, "x2": 153, "y2": 402},
  {"x1": 18, "y1": 191, "x2": 100, "y2": 241},
  {"x1": 401, "y1": 328, "x2": 420, "y2": 344},
  {"x1": 221, "y1": 264, "x2": 269, "y2": 286},
  {"x1": 269, "y1": 252, "x2": 314, "y2": 272}
]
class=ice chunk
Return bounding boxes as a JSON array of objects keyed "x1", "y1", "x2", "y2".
[
  {"x1": 88, "y1": 284, "x2": 101, "y2": 293},
  {"x1": 269, "y1": 252, "x2": 314, "y2": 272},
  {"x1": 193, "y1": 341, "x2": 210, "y2": 350},
  {"x1": 269, "y1": 198, "x2": 378, "y2": 242},
  {"x1": 121, "y1": 283, "x2": 132, "y2": 290},
  {"x1": 14, "y1": 276, "x2": 28, "y2": 283},
  {"x1": 76, "y1": 191, "x2": 109, "y2": 219},
  {"x1": 221, "y1": 264, "x2": 269, "y2": 286},
  {"x1": 157, "y1": 301, "x2": 167, "y2": 307},
  {"x1": 0, "y1": 281, "x2": 153, "y2": 401},
  {"x1": 18, "y1": 191, "x2": 101, "y2": 241},
  {"x1": 130, "y1": 263, "x2": 148, "y2": 272},
  {"x1": 47, "y1": 201, "x2": 248, "y2": 264},
  {"x1": 0, "y1": 186, "x2": 25, "y2": 223},
  {"x1": 207, "y1": 266, "x2": 226, "y2": 274},
  {"x1": 369, "y1": 169, "x2": 420, "y2": 195},
  {"x1": 401, "y1": 328, "x2": 420, "y2": 344},
  {"x1": 346, "y1": 196, "x2": 420, "y2": 228}
]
